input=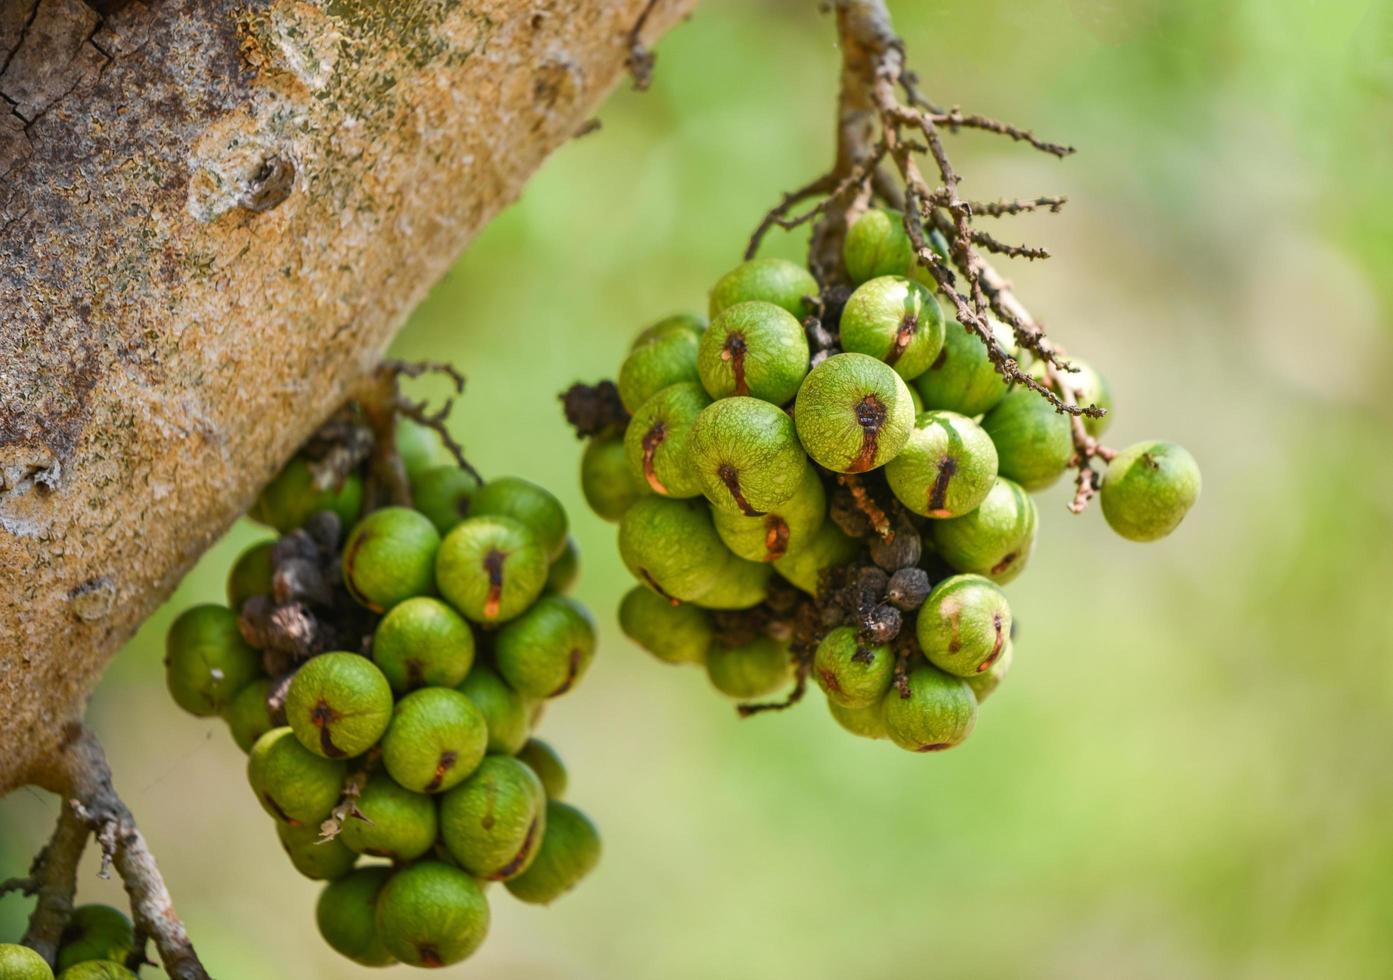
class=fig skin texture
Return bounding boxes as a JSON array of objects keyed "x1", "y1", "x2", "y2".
[
  {"x1": 793, "y1": 353, "x2": 915, "y2": 474},
  {"x1": 1101, "y1": 441, "x2": 1202, "y2": 542},
  {"x1": 697, "y1": 300, "x2": 810, "y2": 404}
]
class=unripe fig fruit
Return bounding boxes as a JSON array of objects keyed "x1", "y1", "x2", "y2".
[
  {"x1": 412, "y1": 465, "x2": 480, "y2": 535},
  {"x1": 505, "y1": 801, "x2": 601, "y2": 905},
  {"x1": 0, "y1": 944, "x2": 53, "y2": 980},
  {"x1": 372, "y1": 596, "x2": 475, "y2": 693},
  {"x1": 773, "y1": 521, "x2": 859, "y2": 594},
  {"x1": 440, "y1": 756, "x2": 547, "y2": 880},
  {"x1": 980, "y1": 385, "x2": 1073, "y2": 491},
  {"x1": 886, "y1": 410, "x2": 998, "y2": 519},
  {"x1": 706, "y1": 636, "x2": 791, "y2": 699},
  {"x1": 842, "y1": 208, "x2": 947, "y2": 286},
  {"x1": 618, "y1": 586, "x2": 714, "y2": 665},
  {"x1": 618, "y1": 328, "x2": 701, "y2": 414},
  {"x1": 223, "y1": 677, "x2": 276, "y2": 753},
  {"x1": 471, "y1": 476, "x2": 569, "y2": 562},
  {"x1": 931, "y1": 477, "x2": 1038, "y2": 584},
  {"x1": 581, "y1": 435, "x2": 647, "y2": 521},
  {"x1": 396, "y1": 417, "x2": 453, "y2": 484},
  {"x1": 913, "y1": 317, "x2": 1016, "y2": 417},
  {"x1": 247, "y1": 727, "x2": 346, "y2": 826},
  {"x1": 316, "y1": 866, "x2": 397, "y2": 967},
  {"x1": 495, "y1": 595, "x2": 597, "y2": 699},
  {"x1": 341, "y1": 506, "x2": 440, "y2": 612},
  {"x1": 276, "y1": 819, "x2": 356, "y2": 881},
  {"x1": 839, "y1": 276, "x2": 945, "y2": 381},
  {"x1": 916, "y1": 574, "x2": 1011, "y2": 678},
  {"x1": 691, "y1": 555, "x2": 772, "y2": 610},
  {"x1": 251, "y1": 457, "x2": 364, "y2": 534},
  {"x1": 457, "y1": 664, "x2": 530, "y2": 755},
  {"x1": 698, "y1": 301, "x2": 810, "y2": 404},
  {"x1": 55, "y1": 905, "x2": 134, "y2": 972},
  {"x1": 794, "y1": 353, "x2": 915, "y2": 473},
  {"x1": 623, "y1": 382, "x2": 710, "y2": 498},
  {"x1": 55, "y1": 963, "x2": 136, "y2": 980},
  {"x1": 285, "y1": 653, "x2": 393, "y2": 759},
  {"x1": 165, "y1": 604, "x2": 261, "y2": 717},
  {"x1": 339, "y1": 774, "x2": 438, "y2": 861},
  {"x1": 1054, "y1": 358, "x2": 1113, "y2": 438},
  {"x1": 826, "y1": 697, "x2": 889, "y2": 740},
  {"x1": 713, "y1": 464, "x2": 826, "y2": 562},
  {"x1": 618, "y1": 496, "x2": 731, "y2": 603},
  {"x1": 381, "y1": 687, "x2": 488, "y2": 794},
  {"x1": 708, "y1": 257, "x2": 818, "y2": 320},
  {"x1": 631, "y1": 312, "x2": 706, "y2": 348},
  {"x1": 1100, "y1": 441, "x2": 1201, "y2": 542},
  {"x1": 375, "y1": 861, "x2": 490, "y2": 968},
  {"x1": 966, "y1": 639, "x2": 1013, "y2": 704},
  {"x1": 548, "y1": 537, "x2": 580, "y2": 594},
  {"x1": 436, "y1": 516, "x2": 548, "y2": 624},
  {"x1": 689, "y1": 397, "x2": 809, "y2": 515},
  {"x1": 882, "y1": 664, "x2": 978, "y2": 752},
  {"x1": 516, "y1": 739, "x2": 568, "y2": 799},
  {"x1": 226, "y1": 539, "x2": 274, "y2": 610},
  {"x1": 813, "y1": 627, "x2": 895, "y2": 709}
]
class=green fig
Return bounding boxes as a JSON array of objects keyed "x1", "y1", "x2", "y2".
[
  {"x1": 276, "y1": 819, "x2": 356, "y2": 881},
  {"x1": 285, "y1": 653, "x2": 393, "y2": 759},
  {"x1": 341, "y1": 506, "x2": 440, "y2": 613},
  {"x1": 412, "y1": 465, "x2": 480, "y2": 535},
  {"x1": 698, "y1": 301, "x2": 809, "y2": 404},
  {"x1": 712, "y1": 463, "x2": 826, "y2": 562},
  {"x1": 913, "y1": 317, "x2": 1016, "y2": 417},
  {"x1": 338, "y1": 774, "x2": 438, "y2": 861},
  {"x1": 516, "y1": 739, "x2": 568, "y2": 799},
  {"x1": 440, "y1": 756, "x2": 546, "y2": 880},
  {"x1": 470, "y1": 476, "x2": 569, "y2": 562},
  {"x1": 931, "y1": 477, "x2": 1037, "y2": 584},
  {"x1": 253, "y1": 457, "x2": 364, "y2": 533},
  {"x1": 980, "y1": 384, "x2": 1073, "y2": 491},
  {"x1": 436, "y1": 516, "x2": 549, "y2": 624},
  {"x1": 773, "y1": 521, "x2": 859, "y2": 594},
  {"x1": 882, "y1": 664, "x2": 977, "y2": 753},
  {"x1": 618, "y1": 328, "x2": 702, "y2": 414},
  {"x1": 55, "y1": 905, "x2": 134, "y2": 972},
  {"x1": 223, "y1": 677, "x2": 276, "y2": 753},
  {"x1": 826, "y1": 697, "x2": 889, "y2": 740},
  {"x1": 618, "y1": 496, "x2": 731, "y2": 603},
  {"x1": 839, "y1": 276, "x2": 945, "y2": 381},
  {"x1": 495, "y1": 595, "x2": 597, "y2": 699},
  {"x1": 1100, "y1": 441, "x2": 1201, "y2": 542},
  {"x1": 691, "y1": 556, "x2": 772, "y2": 610},
  {"x1": 457, "y1": 664, "x2": 530, "y2": 755},
  {"x1": 813, "y1": 627, "x2": 895, "y2": 709},
  {"x1": 623, "y1": 382, "x2": 710, "y2": 498},
  {"x1": 548, "y1": 537, "x2": 580, "y2": 594},
  {"x1": 916, "y1": 574, "x2": 1011, "y2": 678},
  {"x1": 55, "y1": 964, "x2": 135, "y2": 980},
  {"x1": 504, "y1": 801, "x2": 601, "y2": 905},
  {"x1": 966, "y1": 639, "x2": 1013, "y2": 704},
  {"x1": 0, "y1": 944, "x2": 53, "y2": 980},
  {"x1": 708, "y1": 257, "x2": 818, "y2": 320},
  {"x1": 794, "y1": 353, "x2": 915, "y2": 473},
  {"x1": 381, "y1": 687, "x2": 488, "y2": 794},
  {"x1": 688, "y1": 397, "x2": 809, "y2": 515},
  {"x1": 885, "y1": 410, "x2": 998, "y2": 518},
  {"x1": 706, "y1": 636, "x2": 791, "y2": 699},
  {"x1": 225, "y1": 539, "x2": 274, "y2": 610},
  {"x1": 617, "y1": 586, "x2": 714, "y2": 666},
  {"x1": 842, "y1": 208, "x2": 946, "y2": 286},
  {"x1": 581, "y1": 435, "x2": 647, "y2": 521},
  {"x1": 396, "y1": 417, "x2": 452, "y2": 484},
  {"x1": 1055, "y1": 358, "x2": 1113, "y2": 438},
  {"x1": 165, "y1": 604, "x2": 261, "y2": 718},
  {"x1": 247, "y1": 727, "x2": 345, "y2": 826},
  {"x1": 631, "y1": 313, "x2": 706, "y2": 348},
  {"x1": 372, "y1": 596, "x2": 475, "y2": 693},
  {"x1": 375, "y1": 862, "x2": 489, "y2": 968},
  {"x1": 316, "y1": 866, "x2": 397, "y2": 967}
]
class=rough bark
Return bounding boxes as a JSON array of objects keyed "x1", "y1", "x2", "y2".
[{"x1": 0, "y1": 0, "x2": 696, "y2": 794}]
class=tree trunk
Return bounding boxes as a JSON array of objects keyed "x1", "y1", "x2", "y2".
[{"x1": 0, "y1": 0, "x2": 696, "y2": 795}]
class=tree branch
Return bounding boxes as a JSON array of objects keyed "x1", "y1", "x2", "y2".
[{"x1": 0, "y1": 802, "x2": 89, "y2": 966}]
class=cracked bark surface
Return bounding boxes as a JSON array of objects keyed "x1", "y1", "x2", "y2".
[{"x1": 0, "y1": 0, "x2": 697, "y2": 794}]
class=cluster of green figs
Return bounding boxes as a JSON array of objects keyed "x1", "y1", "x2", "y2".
[
  {"x1": 0, "y1": 907, "x2": 144, "y2": 979},
  {"x1": 161, "y1": 425, "x2": 600, "y2": 970},
  {"x1": 579, "y1": 208, "x2": 1201, "y2": 750}
]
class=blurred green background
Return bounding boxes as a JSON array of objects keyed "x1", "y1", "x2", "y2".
[{"x1": 5, "y1": 0, "x2": 1392, "y2": 976}]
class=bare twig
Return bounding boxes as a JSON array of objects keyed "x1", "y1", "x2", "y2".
[{"x1": 2, "y1": 803, "x2": 89, "y2": 966}]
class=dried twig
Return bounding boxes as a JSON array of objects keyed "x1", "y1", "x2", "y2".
[{"x1": 1, "y1": 802, "x2": 89, "y2": 966}]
